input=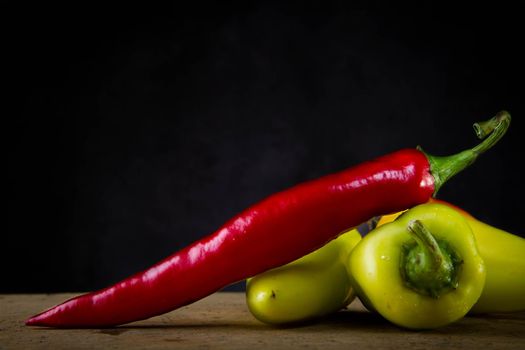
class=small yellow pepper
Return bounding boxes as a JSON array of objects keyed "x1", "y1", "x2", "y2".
[
  {"x1": 377, "y1": 198, "x2": 525, "y2": 313},
  {"x1": 348, "y1": 203, "x2": 486, "y2": 329},
  {"x1": 246, "y1": 228, "x2": 361, "y2": 324}
]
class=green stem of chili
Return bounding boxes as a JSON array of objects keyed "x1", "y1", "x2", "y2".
[{"x1": 418, "y1": 110, "x2": 511, "y2": 195}]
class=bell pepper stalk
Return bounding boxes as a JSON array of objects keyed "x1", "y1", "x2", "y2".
[
  {"x1": 377, "y1": 198, "x2": 525, "y2": 314},
  {"x1": 347, "y1": 202, "x2": 486, "y2": 329},
  {"x1": 246, "y1": 228, "x2": 361, "y2": 325},
  {"x1": 26, "y1": 111, "x2": 509, "y2": 327}
]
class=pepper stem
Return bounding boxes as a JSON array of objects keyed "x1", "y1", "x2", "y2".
[
  {"x1": 401, "y1": 220, "x2": 462, "y2": 298},
  {"x1": 418, "y1": 110, "x2": 511, "y2": 195}
]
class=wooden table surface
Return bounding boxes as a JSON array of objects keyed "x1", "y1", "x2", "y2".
[{"x1": 1, "y1": 292, "x2": 524, "y2": 349}]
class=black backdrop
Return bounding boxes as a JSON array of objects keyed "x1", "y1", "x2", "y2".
[{"x1": 6, "y1": 3, "x2": 524, "y2": 293}]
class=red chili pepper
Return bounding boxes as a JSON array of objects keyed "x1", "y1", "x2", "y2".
[{"x1": 26, "y1": 111, "x2": 510, "y2": 327}]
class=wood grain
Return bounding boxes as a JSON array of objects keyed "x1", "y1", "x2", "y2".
[{"x1": 1, "y1": 292, "x2": 524, "y2": 349}]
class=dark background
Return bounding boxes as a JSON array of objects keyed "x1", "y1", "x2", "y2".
[{"x1": 5, "y1": 3, "x2": 523, "y2": 293}]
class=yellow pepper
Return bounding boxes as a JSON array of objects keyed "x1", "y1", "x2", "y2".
[
  {"x1": 348, "y1": 203, "x2": 486, "y2": 329},
  {"x1": 246, "y1": 228, "x2": 361, "y2": 325},
  {"x1": 377, "y1": 199, "x2": 525, "y2": 313}
]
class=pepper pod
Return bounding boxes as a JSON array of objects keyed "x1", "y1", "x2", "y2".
[
  {"x1": 377, "y1": 199, "x2": 525, "y2": 314},
  {"x1": 347, "y1": 203, "x2": 486, "y2": 329},
  {"x1": 246, "y1": 228, "x2": 361, "y2": 325}
]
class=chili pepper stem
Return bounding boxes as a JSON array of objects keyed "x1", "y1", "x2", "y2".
[
  {"x1": 418, "y1": 110, "x2": 511, "y2": 195},
  {"x1": 401, "y1": 220, "x2": 462, "y2": 298}
]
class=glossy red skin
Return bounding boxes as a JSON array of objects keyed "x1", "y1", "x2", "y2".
[{"x1": 26, "y1": 148, "x2": 434, "y2": 327}]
